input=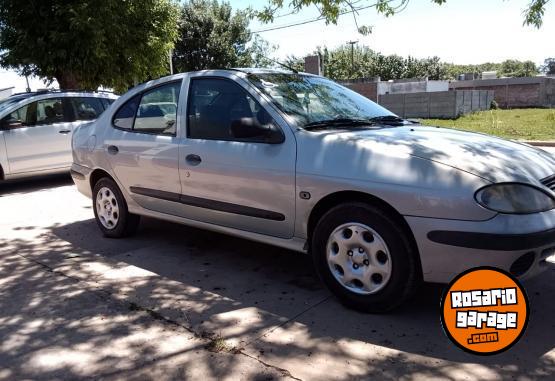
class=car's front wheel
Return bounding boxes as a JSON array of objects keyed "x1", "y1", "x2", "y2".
[
  {"x1": 312, "y1": 202, "x2": 421, "y2": 312},
  {"x1": 92, "y1": 177, "x2": 140, "y2": 238}
]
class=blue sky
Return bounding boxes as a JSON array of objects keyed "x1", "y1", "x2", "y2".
[{"x1": 1, "y1": 0, "x2": 553, "y2": 91}]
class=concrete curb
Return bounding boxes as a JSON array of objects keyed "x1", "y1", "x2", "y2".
[{"x1": 520, "y1": 140, "x2": 555, "y2": 147}]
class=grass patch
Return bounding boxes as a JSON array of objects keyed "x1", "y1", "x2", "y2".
[
  {"x1": 205, "y1": 334, "x2": 233, "y2": 353},
  {"x1": 421, "y1": 108, "x2": 555, "y2": 141}
]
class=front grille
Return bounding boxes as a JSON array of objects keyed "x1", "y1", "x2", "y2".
[{"x1": 541, "y1": 174, "x2": 555, "y2": 191}]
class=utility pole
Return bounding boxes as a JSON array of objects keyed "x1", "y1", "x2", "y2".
[
  {"x1": 168, "y1": 49, "x2": 174, "y2": 75},
  {"x1": 347, "y1": 40, "x2": 358, "y2": 78}
]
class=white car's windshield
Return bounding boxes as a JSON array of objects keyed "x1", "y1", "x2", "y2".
[
  {"x1": 0, "y1": 95, "x2": 29, "y2": 114},
  {"x1": 247, "y1": 73, "x2": 397, "y2": 128}
]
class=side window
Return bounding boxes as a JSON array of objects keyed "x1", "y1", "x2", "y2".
[
  {"x1": 71, "y1": 97, "x2": 104, "y2": 121},
  {"x1": 113, "y1": 95, "x2": 141, "y2": 130},
  {"x1": 36, "y1": 98, "x2": 65, "y2": 125},
  {"x1": 187, "y1": 78, "x2": 277, "y2": 142},
  {"x1": 134, "y1": 82, "x2": 180, "y2": 135},
  {"x1": 1, "y1": 103, "x2": 33, "y2": 128},
  {"x1": 101, "y1": 98, "x2": 115, "y2": 110}
]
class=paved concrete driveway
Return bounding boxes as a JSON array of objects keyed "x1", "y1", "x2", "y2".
[{"x1": 0, "y1": 175, "x2": 554, "y2": 380}]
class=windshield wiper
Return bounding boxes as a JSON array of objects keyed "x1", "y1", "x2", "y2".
[
  {"x1": 367, "y1": 115, "x2": 408, "y2": 125},
  {"x1": 303, "y1": 118, "x2": 376, "y2": 130}
]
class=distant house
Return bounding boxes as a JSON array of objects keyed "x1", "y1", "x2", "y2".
[{"x1": 0, "y1": 87, "x2": 15, "y2": 100}]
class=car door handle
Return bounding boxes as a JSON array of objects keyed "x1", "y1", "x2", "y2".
[
  {"x1": 186, "y1": 154, "x2": 202, "y2": 165},
  {"x1": 107, "y1": 145, "x2": 119, "y2": 155},
  {"x1": 58, "y1": 130, "x2": 71, "y2": 134}
]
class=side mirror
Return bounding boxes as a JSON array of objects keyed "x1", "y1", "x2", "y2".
[
  {"x1": 1, "y1": 118, "x2": 23, "y2": 130},
  {"x1": 230, "y1": 117, "x2": 284, "y2": 144}
]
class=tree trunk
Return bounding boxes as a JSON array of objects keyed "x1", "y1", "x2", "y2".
[{"x1": 55, "y1": 71, "x2": 80, "y2": 90}]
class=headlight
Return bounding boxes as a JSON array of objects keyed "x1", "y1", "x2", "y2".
[{"x1": 475, "y1": 183, "x2": 555, "y2": 214}]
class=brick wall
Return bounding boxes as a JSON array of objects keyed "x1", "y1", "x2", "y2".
[
  {"x1": 378, "y1": 90, "x2": 493, "y2": 119},
  {"x1": 304, "y1": 55, "x2": 321, "y2": 76},
  {"x1": 449, "y1": 77, "x2": 554, "y2": 108},
  {"x1": 340, "y1": 81, "x2": 379, "y2": 102}
]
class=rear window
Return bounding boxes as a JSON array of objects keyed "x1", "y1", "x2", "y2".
[
  {"x1": 113, "y1": 95, "x2": 141, "y2": 130},
  {"x1": 70, "y1": 97, "x2": 105, "y2": 121}
]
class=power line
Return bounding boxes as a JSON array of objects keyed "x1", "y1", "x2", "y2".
[{"x1": 251, "y1": 1, "x2": 388, "y2": 34}]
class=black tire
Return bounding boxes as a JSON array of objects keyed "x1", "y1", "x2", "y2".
[
  {"x1": 92, "y1": 177, "x2": 140, "y2": 238},
  {"x1": 311, "y1": 202, "x2": 421, "y2": 313}
]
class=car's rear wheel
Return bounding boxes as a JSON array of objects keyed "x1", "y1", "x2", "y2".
[
  {"x1": 92, "y1": 177, "x2": 139, "y2": 238},
  {"x1": 312, "y1": 202, "x2": 420, "y2": 312}
]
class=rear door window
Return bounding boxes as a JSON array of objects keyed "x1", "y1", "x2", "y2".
[
  {"x1": 101, "y1": 98, "x2": 115, "y2": 110},
  {"x1": 71, "y1": 97, "x2": 105, "y2": 121},
  {"x1": 113, "y1": 95, "x2": 141, "y2": 130}
]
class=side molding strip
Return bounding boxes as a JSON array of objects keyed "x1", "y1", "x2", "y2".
[{"x1": 129, "y1": 186, "x2": 285, "y2": 221}]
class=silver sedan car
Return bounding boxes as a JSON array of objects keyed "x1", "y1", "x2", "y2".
[{"x1": 71, "y1": 69, "x2": 555, "y2": 312}]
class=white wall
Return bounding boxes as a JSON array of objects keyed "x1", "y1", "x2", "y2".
[{"x1": 0, "y1": 88, "x2": 13, "y2": 100}]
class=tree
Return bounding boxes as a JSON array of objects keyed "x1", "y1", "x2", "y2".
[
  {"x1": 0, "y1": 0, "x2": 179, "y2": 91},
  {"x1": 249, "y1": 35, "x2": 278, "y2": 68},
  {"x1": 173, "y1": 0, "x2": 275, "y2": 72},
  {"x1": 500, "y1": 59, "x2": 538, "y2": 77},
  {"x1": 257, "y1": 0, "x2": 550, "y2": 29},
  {"x1": 312, "y1": 45, "x2": 447, "y2": 81},
  {"x1": 541, "y1": 58, "x2": 555, "y2": 74}
]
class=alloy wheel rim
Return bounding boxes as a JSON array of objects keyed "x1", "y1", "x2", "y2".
[
  {"x1": 96, "y1": 187, "x2": 119, "y2": 230},
  {"x1": 326, "y1": 222, "x2": 392, "y2": 295}
]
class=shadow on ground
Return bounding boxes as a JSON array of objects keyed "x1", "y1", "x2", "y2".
[
  {"x1": 1, "y1": 177, "x2": 554, "y2": 380},
  {"x1": 3, "y1": 216, "x2": 553, "y2": 380},
  {"x1": 0, "y1": 174, "x2": 73, "y2": 197}
]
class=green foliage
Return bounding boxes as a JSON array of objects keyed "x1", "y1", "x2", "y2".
[
  {"x1": 541, "y1": 58, "x2": 555, "y2": 74},
  {"x1": 445, "y1": 60, "x2": 539, "y2": 79},
  {"x1": 250, "y1": 35, "x2": 279, "y2": 68},
  {"x1": 302, "y1": 45, "x2": 538, "y2": 81},
  {"x1": 0, "y1": 0, "x2": 180, "y2": 91},
  {"x1": 173, "y1": 0, "x2": 276, "y2": 72},
  {"x1": 523, "y1": 0, "x2": 550, "y2": 27},
  {"x1": 283, "y1": 55, "x2": 306, "y2": 72},
  {"x1": 313, "y1": 45, "x2": 447, "y2": 80},
  {"x1": 256, "y1": 0, "x2": 550, "y2": 29}
]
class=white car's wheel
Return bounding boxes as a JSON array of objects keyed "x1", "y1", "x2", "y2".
[
  {"x1": 312, "y1": 202, "x2": 421, "y2": 312},
  {"x1": 92, "y1": 177, "x2": 140, "y2": 238}
]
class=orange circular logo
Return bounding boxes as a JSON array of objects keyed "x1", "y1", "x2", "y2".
[{"x1": 441, "y1": 267, "x2": 529, "y2": 355}]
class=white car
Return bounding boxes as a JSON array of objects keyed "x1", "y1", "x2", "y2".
[{"x1": 0, "y1": 90, "x2": 117, "y2": 180}]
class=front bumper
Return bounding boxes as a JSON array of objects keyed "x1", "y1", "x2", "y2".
[
  {"x1": 407, "y1": 209, "x2": 555, "y2": 283},
  {"x1": 70, "y1": 163, "x2": 93, "y2": 198}
]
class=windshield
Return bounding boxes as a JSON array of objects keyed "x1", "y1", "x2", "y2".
[
  {"x1": 247, "y1": 73, "x2": 395, "y2": 128},
  {"x1": 0, "y1": 95, "x2": 30, "y2": 114}
]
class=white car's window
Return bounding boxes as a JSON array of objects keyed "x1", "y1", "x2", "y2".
[
  {"x1": 36, "y1": 98, "x2": 65, "y2": 125},
  {"x1": 71, "y1": 97, "x2": 104, "y2": 121},
  {"x1": 1, "y1": 103, "x2": 32, "y2": 128},
  {"x1": 187, "y1": 78, "x2": 276, "y2": 142}
]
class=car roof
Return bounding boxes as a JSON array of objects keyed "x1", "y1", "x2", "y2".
[
  {"x1": 13, "y1": 90, "x2": 116, "y2": 98},
  {"x1": 0, "y1": 90, "x2": 118, "y2": 116}
]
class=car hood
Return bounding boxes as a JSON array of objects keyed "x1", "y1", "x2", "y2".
[{"x1": 328, "y1": 125, "x2": 555, "y2": 184}]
